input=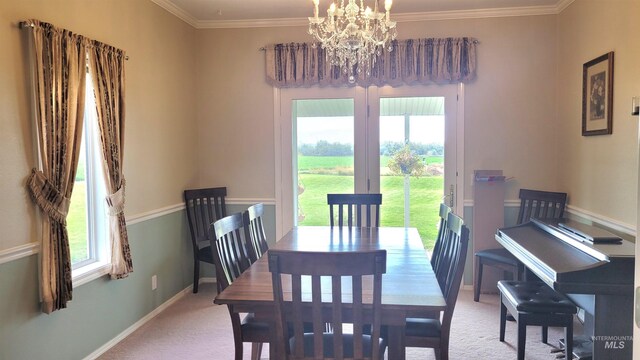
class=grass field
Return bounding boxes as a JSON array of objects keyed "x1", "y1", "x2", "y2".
[
  {"x1": 68, "y1": 181, "x2": 88, "y2": 264},
  {"x1": 297, "y1": 155, "x2": 444, "y2": 249},
  {"x1": 67, "y1": 154, "x2": 444, "y2": 261}
]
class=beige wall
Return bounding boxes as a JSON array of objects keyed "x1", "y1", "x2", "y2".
[
  {"x1": 195, "y1": 15, "x2": 559, "y2": 201},
  {"x1": 0, "y1": 0, "x2": 199, "y2": 251},
  {"x1": 3, "y1": 0, "x2": 637, "y2": 248},
  {"x1": 557, "y1": 0, "x2": 640, "y2": 226}
]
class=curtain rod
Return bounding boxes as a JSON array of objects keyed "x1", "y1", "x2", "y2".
[{"x1": 19, "y1": 21, "x2": 130, "y2": 60}]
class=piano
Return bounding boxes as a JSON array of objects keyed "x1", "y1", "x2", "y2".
[{"x1": 496, "y1": 218, "x2": 635, "y2": 359}]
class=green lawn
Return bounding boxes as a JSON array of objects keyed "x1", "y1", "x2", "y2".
[
  {"x1": 68, "y1": 155, "x2": 444, "y2": 258},
  {"x1": 298, "y1": 155, "x2": 443, "y2": 171},
  {"x1": 297, "y1": 155, "x2": 444, "y2": 249},
  {"x1": 68, "y1": 181, "x2": 88, "y2": 264}
]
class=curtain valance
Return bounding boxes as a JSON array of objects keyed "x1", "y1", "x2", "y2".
[{"x1": 265, "y1": 37, "x2": 477, "y2": 88}]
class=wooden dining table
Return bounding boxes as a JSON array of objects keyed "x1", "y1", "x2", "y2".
[{"x1": 214, "y1": 226, "x2": 446, "y2": 360}]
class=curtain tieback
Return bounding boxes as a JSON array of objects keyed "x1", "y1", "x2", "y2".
[
  {"x1": 26, "y1": 168, "x2": 70, "y2": 223},
  {"x1": 106, "y1": 181, "x2": 126, "y2": 216}
]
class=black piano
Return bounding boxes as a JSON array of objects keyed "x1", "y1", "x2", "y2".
[{"x1": 496, "y1": 218, "x2": 635, "y2": 359}]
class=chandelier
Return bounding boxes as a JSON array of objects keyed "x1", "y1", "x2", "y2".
[{"x1": 308, "y1": 0, "x2": 397, "y2": 82}]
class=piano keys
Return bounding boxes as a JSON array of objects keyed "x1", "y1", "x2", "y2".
[{"x1": 496, "y1": 218, "x2": 634, "y2": 360}]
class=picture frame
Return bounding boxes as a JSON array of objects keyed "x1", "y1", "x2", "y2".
[{"x1": 582, "y1": 52, "x2": 614, "y2": 136}]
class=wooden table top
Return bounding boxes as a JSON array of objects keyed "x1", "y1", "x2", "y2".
[{"x1": 214, "y1": 226, "x2": 446, "y2": 312}]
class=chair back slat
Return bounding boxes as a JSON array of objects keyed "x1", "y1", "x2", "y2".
[
  {"x1": 516, "y1": 189, "x2": 567, "y2": 224},
  {"x1": 269, "y1": 250, "x2": 387, "y2": 360},
  {"x1": 243, "y1": 203, "x2": 269, "y2": 263},
  {"x1": 184, "y1": 187, "x2": 227, "y2": 247},
  {"x1": 436, "y1": 212, "x2": 470, "y2": 336},
  {"x1": 430, "y1": 203, "x2": 452, "y2": 273},
  {"x1": 211, "y1": 213, "x2": 251, "y2": 292},
  {"x1": 327, "y1": 194, "x2": 382, "y2": 228}
]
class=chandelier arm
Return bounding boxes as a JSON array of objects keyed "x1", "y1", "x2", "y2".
[{"x1": 308, "y1": 0, "x2": 396, "y2": 82}]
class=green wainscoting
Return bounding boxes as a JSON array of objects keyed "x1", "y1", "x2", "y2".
[
  {"x1": 0, "y1": 210, "x2": 192, "y2": 359},
  {"x1": 0, "y1": 202, "x2": 608, "y2": 359}
]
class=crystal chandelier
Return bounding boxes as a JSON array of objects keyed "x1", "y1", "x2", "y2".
[{"x1": 308, "y1": 0, "x2": 397, "y2": 82}]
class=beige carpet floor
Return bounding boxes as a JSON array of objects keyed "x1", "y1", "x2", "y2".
[{"x1": 99, "y1": 283, "x2": 582, "y2": 359}]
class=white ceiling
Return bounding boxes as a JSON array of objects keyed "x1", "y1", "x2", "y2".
[{"x1": 151, "y1": 0, "x2": 573, "y2": 28}]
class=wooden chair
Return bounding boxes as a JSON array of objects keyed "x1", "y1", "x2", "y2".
[
  {"x1": 403, "y1": 212, "x2": 470, "y2": 360},
  {"x1": 184, "y1": 187, "x2": 227, "y2": 293},
  {"x1": 430, "y1": 203, "x2": 452, "y2": 275},
  {"x1": 212, "y1": 213, "x2": 267, "y2": 360},
  {"x1": 473, "y1": 189, "x2": 567, "y2": 302},
  {"x1": 243, "y1": 203, "x2": 269, "y2": 264},
  {"x1": 327, "y1": 193, "x2": 382, "y2": 227},
  {"x1": 268, "y1": 249, "x2": 387, "y2": 360}
]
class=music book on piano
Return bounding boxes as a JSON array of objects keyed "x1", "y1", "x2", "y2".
[{"x1": 555, "y1": 220, "x2": 622, "y2": 244}]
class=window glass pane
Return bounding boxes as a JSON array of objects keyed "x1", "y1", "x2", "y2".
[
  {"x1": 69, "y1": 134, "x2": 89, "y2": 265},
  {"x1": 295, "y1": 99, "x2": 355, "y2": 226},
  {"x1": 379, "y1": 97, "x2": 444, "y2": 249}
]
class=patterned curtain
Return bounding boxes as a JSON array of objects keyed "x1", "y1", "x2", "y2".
[
  {"x1": 87, "y1": 41, "x2": 133, "y2": 279},
  {"x1": 265, "y1": 37, "x2": 477, "y2": 88},
  {"x1": 25, "y1": 19, "x2": 87, "y2": 313}
]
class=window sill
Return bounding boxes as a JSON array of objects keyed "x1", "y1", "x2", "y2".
[{"x1": 72, "y1": 261, "x2": 111, "y2": 288}]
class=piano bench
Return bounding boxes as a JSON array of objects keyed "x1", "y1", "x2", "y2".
[{"x1": 497, "y1": 281, "x2": 577, "y2": 360}]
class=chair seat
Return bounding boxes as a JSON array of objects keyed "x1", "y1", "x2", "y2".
[
  {"x1": 197, "y1": 246, "x2": 213, "y2": 264},
  {"x1": 498, "y1": 281, "x2": 577, "y2": 314},
  {"x1": 405, "y1": 318, "x2": 441, "y2": 338},
  {"x1": 290, "y1": 333, "x2": 387, "y2": 358},
  {"x1": 241, "y1": 313, "x2": 271, "y2": 341},
  {"x1": 475, "y1": 248, "x2": 519, "y2": 266}
]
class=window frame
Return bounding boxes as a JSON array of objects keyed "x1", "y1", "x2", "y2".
[{"x1": 70, "y1": 75, "x2": 111, "y2": 286}]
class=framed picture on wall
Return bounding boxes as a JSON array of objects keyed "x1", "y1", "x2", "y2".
[{"x1": 582, "y1": 52, "x2": 614, "y2": 136}]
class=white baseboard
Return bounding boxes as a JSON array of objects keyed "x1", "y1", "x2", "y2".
[
  {"x1": 83, "y1": 277, "x2": 218, "y2": 360},
  {"x1": 82, "y1": 285, "x2": 193, "y2": 360},
  {"x1": 199, "y1": 277, "x2": 216, "y2": 284}
]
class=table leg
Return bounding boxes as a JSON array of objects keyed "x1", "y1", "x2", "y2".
[{"x1": 387, "y1": 325, "x2": 406, "y2": 360}]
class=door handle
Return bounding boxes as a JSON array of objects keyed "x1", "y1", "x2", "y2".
[{"x1": 442, "y1": 185, "x2": 454, "y2": 207}]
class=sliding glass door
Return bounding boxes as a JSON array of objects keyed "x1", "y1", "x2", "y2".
[
  {"x1": 367, "y1": 86, "x2": 461, "y2": 248},
  {"x1": 277, "y1": 85, "x2": 462, "y2": 248}
]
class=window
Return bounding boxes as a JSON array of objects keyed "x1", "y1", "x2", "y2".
[{"x1": 68, "y1": 75, "x2": 110, "y2": 283}]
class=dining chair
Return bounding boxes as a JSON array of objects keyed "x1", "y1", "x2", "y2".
[
  {"x1": 243, "y1": 203, "x2": 269, "y2": 264},
  {"x1": 212, "y1": 213, "x2": 267, "y2": 360},
  {"x1": 403, "y1": 212, "x2": 469, "y2": 360},
  {"x1": 430, "y1": 203, "x2": 452, "y2": 275},
  {"x1": 473, "y1": 189, "x2": 567, "y2": 302},
  {"x1": 184, "y1": 187, "x2": 227, "y2": 293},
  {"x1": 327, "y1": 193, "x2": 382, "y2": 227},
  {"x1": 268, "y1": 249, "x2": 388, "y2": 360}
]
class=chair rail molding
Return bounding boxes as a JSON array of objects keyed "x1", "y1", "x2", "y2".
[
  {"x1": 1, "y1": 198, "x2": 277, "y2": 264},
  {"x1": 127, "y1": 198, "x2": 276, "y2": 225},
  {"x1": 0, "y1": 242, "x2": 40, "y2": 265},
  {"x1": 463, "y1": 199, "x2": 635, "y2": 237}
]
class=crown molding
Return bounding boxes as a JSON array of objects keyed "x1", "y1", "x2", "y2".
[
  {"x1": 152, "y1": 0, "x2": 578, "y2": 29},
  {"x1": 150, "y1": 0, "x2": 198, "y2": 28},
  {"x1": 393, "y1": 5, "x2": 558, "y2": 23},
  {"x1": 196, "y1": 17, "x2": 309, "y2": 29},
  {"x1": 556, "y1": 0, "x2": 577, "y2": 13}
]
